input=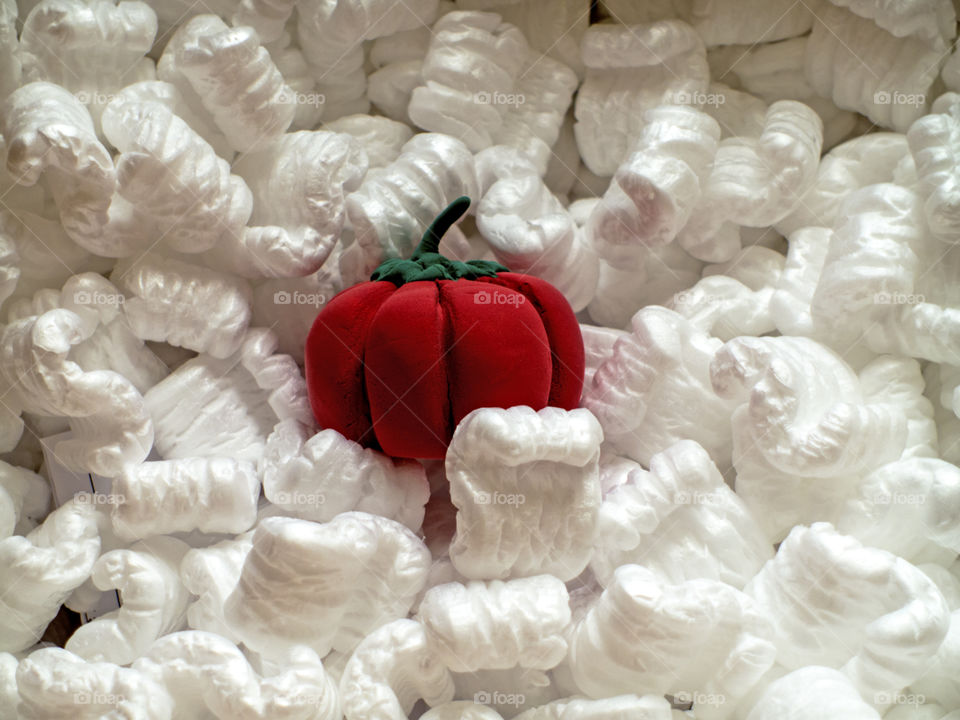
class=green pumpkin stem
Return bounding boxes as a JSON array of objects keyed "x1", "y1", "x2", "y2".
[
  {"x1": 412, "y1": 196, "x2": 471, "y2": 258},
  {"x1": 370, "y1": 196, "x2": 510, "y2": 286}
]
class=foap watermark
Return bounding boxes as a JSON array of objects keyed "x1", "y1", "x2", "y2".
[
  {"x1": 473, "y1": 90, "x2": 525, "y2": 107},
  {"x1": 74, "y1": 289, "x2": 124, "y2": 307},
  {"x1": 289, "y1": 693, "x2": 333, "y2": 706},
  {"x1": 875, "y1": 692, "x2": 925, "y2": 707},
  {"x1": 273, "y1": 490, "x2": 326, "y2": 507},
  {"x1": 74, "y1": 691, "x2": 125, "y2": 705},
  {"x1": 474, "y1": 289, "x2": 525, "y2": 307},
  {"x1": 277, "y1": 89, "x2": 326, "y2": 107},
  {"x1": 474, "y1": 691, "x2": 526, "y2": 707},
  {"x1": 74, "y1": 90, "x2": 119, "y2": 105},
  {"x1": 874, "y1": 291, "x2": 925, "y2": 305},
  {"x1": 671, "y1": 290, "x2": 725, "y2": 307},
  {"x1": 873, "y1": 91, "x2": 925, "y2": 108},
  {"x1": 671, "y1": 290, "x2": 698, "y2": 306},
  {"x1": 673, "y1": 490, "x2": 725, "y2": 506},
  {"x1": 74, "y1": 492, "x2": 124, "y2": 506},
  {"x1": 672, "y1": 691, "x2": 726, "y2": 709},
  {"x1": 474, "y1": 490, "x2": 525, "y2": 506},
  {"x1": 873, "y1": 491, "x2": 926, "y2": 506},
  {"x1": 274, "y1": 290, "x2": 326, "y2": 307},
  {"x1": 672, "y1": 89, "x2": 726, "y2": 107}
]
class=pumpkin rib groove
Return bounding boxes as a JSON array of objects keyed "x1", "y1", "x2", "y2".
[{"x1": 437, "y1": 280, "x2": 458, "y2": 455}]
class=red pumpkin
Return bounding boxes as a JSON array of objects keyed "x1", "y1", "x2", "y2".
[{"x1": 305, "y1": 197, "x2": 584, "y2": 459}]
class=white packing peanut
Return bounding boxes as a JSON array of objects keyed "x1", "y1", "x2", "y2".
[
  {"x1": 803, "y1": 0, "x2": 954, "y2": 132},
  {"x1": 0, "y1": 305, "x2": 153, "y2": 474},
  {"x1": 262, "y1": 419, "x2": 429, "y2": 532},
  {"x1": 157, "y1": 14, "x2": 294, "y2": 153},
  {"x1": 16, "y1": 647, "x2": 173, "y2": 719},
  {"x1": 566, "y1": 564, "x2": 776, "y2": 720},
  {"x1": 134, "y1": 630, "x2": 340, "y2": 720},
  {"x1": 676, "y1": 100, "x2": 823, "y2": 263},
  {"x1": 667, "y1": 246, "x2": 785, "y2": 341},
  {"x1": 143, "y1": 327, "x2": 309, "y2": 464},
  {"x1": 100, "y1": 93, "x2": 253, "y2": 255},
  {"x1": 490, "y1": 0, "x2": 587, "y2": 80},
  {"x1": 586, "y1": 244, "x2": 704, "y2": 329},
  {"x1": 59, "y1": 273, "x2": 169, "y2": 395},
  {"x1": 65, "y1": 536, "x2": 191, "y2": 665},
  {"x1": 716, "y1": 36, "x2": 857, "y2": 150},
  {"x1": 339, "y1": 619, "x2": 454, "y2": 720},
  {"x1": 179, "y1": 531, "x2": 254, "y2": 643},
  {"x1": 491, "y1": 52, "x2": 578, "y2": 174},
  {"x1": 811, "y1": 183, "x2": 960, "y2": 363},
  {"x1": 908, "y1": 98, "x2": 960, "y2": 243},
  {"x1": 775, "y1": 132, "x2": 910, "y2": 238},
  {"x1": 342, "y1": 132, "x2": 478, "y2": 280},
  {"x1": 108, "y1": 79, "x2": 233, "y2": 159},
  {"x1": 575, "y1": 20, "x2": 709, "y2": 177},
  {"x1": 474, "y1": 146, "x2": 598, "y2": 311},
  {"x1": 582, "y1": 306, "x2": 734, "y2": 470},
  {"x1": 743, "y1": 667, "x2": 881, "y2": 720},
  {"x1": 111, "y1": 254, "x2": 252, "y2": 358},
  {"x1": 591, "y1": 440, "x2": 773, "y2": 590},
  {"x1": 297, "y1": 0, "x2": 438, "y2": 120},
  {"x1": 0, "y1": 460, "x2": 49, "y2": 540},
  {"x1": 0, "y1": 499, "x2": 100, "y2": 652},
  {"x1": 322, "y1": 114, "x2": 413, "y2": 169},
  {"x1": 912, "y1": 609, "x2": 960, "y2": 713},
  {"x1": 835, "y1": 456, "x2": 960, "y2": 563},
  {"x1": 232, "y1": 0, "x2": 297, "y2": 45},
  {"x1": 446, "y1": 406, "x2": 603, "y2": 581},
  {"x1": 208, "y1": 130, "x2": 367, "y2": 279},
  {"x1": 111, "y1": 457, "x2": 260, "y2": 540},
  {"x1": 2, "y1": 82, "x2": 118, "y2": 255},
  {"x1": 18, "y1": 0, "x2": 157, "y2": 134},
  {"x1": 586, "y1": 105, "x2": 720, "y2": 269},
  {"x1": 745, "y1": 523, "x2": 950, "y2": 702},
  {"x1": 512, "y1": 695, "x2": 673, "y2": 720},
  {"x1": 271, "y1": 45, "x2": 326, "y2": 131},
  {"x1": 0, "y1": 0, "x2": 18, "y2": 102},
  {"x1": 225, "y1": 512, "x2": 431, "y2": 658},
  {"x1": 688, "y1": 0, "x2": 812, "y2": 46},
  {"x1": 418, "y1": 575, "x2": 571, "y2": 672},
  {"x1": 237, "y1": 327, "x2": 314, "y2": 426},
  {"x1": 408, "y1": 11, "x2": 528, "y2": 152},
  {"x1": 711, "y1": 336, "x2": 908, "y2": 541}
]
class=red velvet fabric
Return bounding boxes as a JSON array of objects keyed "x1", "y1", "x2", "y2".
[
  {"x1": 305, "y1": 273, "x2": 585, "y2": 459},
  {"x1": 304, "y1": 281, "x2": 395, "y2": 448},
  {"x1": 478, "y1": 272, "x2": 586, "y2": 410},
  {"x1": 364, "y1": 281, "x2": 451, "y2": 459}
]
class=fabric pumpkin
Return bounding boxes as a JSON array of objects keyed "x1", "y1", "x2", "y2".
[{"x1": 305, "y1": 197, "x2": 585, "y2": 459}]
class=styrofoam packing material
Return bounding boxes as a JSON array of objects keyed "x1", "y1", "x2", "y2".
[
  {"x1": 262, "y1": 418, "x2": 429, "y2": 531},
  {"x1": 0, "y1": 2, "x2": 958, "y2": 718},
  {"x1": 803, "y1": 0, "x2": 956, "y2": 132},
  {"x1": 224, "y1": 512, "x2": 430, "y2": 659},
  {"x1": 474, "y1": 147, "x2": 598, "y2": 311},
  {"x1": 18, "y1": 0, "x2": 157, "y2": 136},
  {"x1": 446, "y1": 406, "x2": 602, "y2": 581},
  {"x1": 575, "y1": 20, "x2": 710, "y2": 177},
  {"x1": 744, "y1": 523, "x2": 950, "y2": 706},
  {"x1": 64, "y1": 536, "x2": 191, "y2": 665},
  {"x1": 341, "y1": 132, "x2": 478, "y2": 282},
  {"x1": 408, "y1": 11, "x2": 529, "y2": 153},
  {"x1": 0, "y1": 500, "x2": 100, "y2": 652}
]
